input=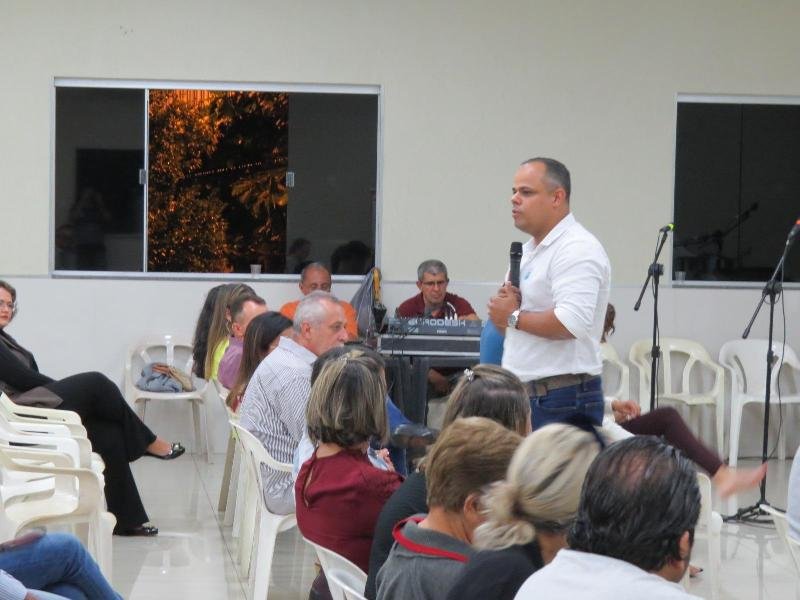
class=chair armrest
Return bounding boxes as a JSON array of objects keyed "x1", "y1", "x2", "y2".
[
  {"x1": 4, "y1": 403, "x2": 83, "y2": 426},
  {"x1": 0, "y1": 451, "x2": 103, "y2": 508}
]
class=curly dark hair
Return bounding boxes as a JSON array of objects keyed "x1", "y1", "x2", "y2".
[{"x1": 568, "y1": 436, "x2": 700, "y2": 573}]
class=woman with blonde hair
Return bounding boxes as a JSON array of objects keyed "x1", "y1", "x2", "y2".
[
  {"x1": 445, "y1": 421, "x2": 604, "y2": 600},
  {"x1": 295, "y1": 348, "x2": 403, "y2": 574}
]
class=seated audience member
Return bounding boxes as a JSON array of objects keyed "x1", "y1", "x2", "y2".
[
  {"x1": 225, "y1": 311, "x2": 293, "y2": 412},
  {"x1": 396, "y1": 260, "x2": 478, "y2": 395},
  {"x1": 239, "y1": 292, "x2": 349, "y2": 514},
  {"x1": 217, "y1": 292, "x2": 268, "y2": 389},
  {"x1": 296, "y1": 349, "x2": 403, "y2": 573},
  {"x1": 396, "y1": 260, "x2": 478, "y2": 320},
  {"x1": 365, "y1": 364, "x2": 530, "y2": 599},
  {"x1": 0, "y1": 532, "x2": 121, "y2": 600},
  {"x1": 447, "y1": 422, "x2": 602, "y2": 600},
  {"x1": 375, "y1": 417, "x2": 521, "y2": 600},
  {"x1": 280, "y1": 263, "x2": 359, "y2": 340},
  {"x1": 198, "y1": 283, "x2": 256, "y2": 382},
  {"x1": 0, "y1": 280, "x2": 182, "y2": 536},
  {"x1": 191, "y1": 284, "x2": 228, "y2": 379},
  {"x1": 294, "y1": 345, "x2": 426, "y2": 479},
  {"x1": 515, "y1": 436, "x2": 702, "y2": 599}
]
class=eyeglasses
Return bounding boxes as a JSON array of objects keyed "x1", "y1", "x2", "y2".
[
  {"x1": 0, "y1": 300, "x2": 16, "y2": 311},
  {"x1": 420, "y1": 280, "x2": 448, "y2": 288}
]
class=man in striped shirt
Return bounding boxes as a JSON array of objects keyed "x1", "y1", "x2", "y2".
[{"x1": 239, "y1": 291, "x2": 350, "y2": 514}]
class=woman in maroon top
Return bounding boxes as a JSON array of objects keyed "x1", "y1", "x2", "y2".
[{"x1": 296, "y1": 348, "x2": 403, "y2": 573}]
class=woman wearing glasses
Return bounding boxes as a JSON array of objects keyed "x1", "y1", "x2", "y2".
[{"x1": 0, "y1": 280, "x2": 183, "y2": 537}]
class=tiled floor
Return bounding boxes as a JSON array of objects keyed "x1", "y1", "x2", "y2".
[{"x1": 114, "y1": 453, "x2": 800, "y2": 600}]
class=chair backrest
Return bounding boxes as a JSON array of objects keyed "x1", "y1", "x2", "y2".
[
  {"x1": 305, "y1": 538, "x2": 368, "y2": 600},
  {"x1": 630, "y1": 337, "x2": 717, "y2": 396},
  {"x1": 760, "y1": 504, "x2": 800, "y2": 575},
  {"x1": 719, "y1": 339, "x2": 799, "y2": 397},
  {"x1": 124, "y1": 335, "x2": 196, "y2": 399},
  {"x1": 600, "y1": 342, "x2": 630, "y2": 400},
  {"x1": 231, "y1": 422, "x2": 291, "y2": 501},
  {"x1": 327, "y1": 568, "x2": 368, "y2": 600}
]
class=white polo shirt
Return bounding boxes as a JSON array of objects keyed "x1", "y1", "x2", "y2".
[{"x1": 502, "y1": 213, "x2": 610, "y2": 382}]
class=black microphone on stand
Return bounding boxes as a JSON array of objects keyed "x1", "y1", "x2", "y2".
[
  {"x1": 509, "y1": 242, "x2": 523, "y2": 288},
  {"x1": 659, "y1": 222, "x2": 675, "y2": 233}
]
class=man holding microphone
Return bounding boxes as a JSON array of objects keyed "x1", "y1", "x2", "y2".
[{"x1": 488, "y1": 157, "x2": 611, "y2": 430}]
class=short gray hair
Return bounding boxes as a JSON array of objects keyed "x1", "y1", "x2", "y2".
[
  {"x1": 293, "y1": 290, "x2": 340, "y2": 333},
  {"x1": 417, "y1": 259, "x2": 448, "y2": 281}
]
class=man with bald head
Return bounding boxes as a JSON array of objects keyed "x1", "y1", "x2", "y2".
[
  {"x1": 488, "y1": 157, "x2": 610, "y2": 432},
  {"x1": 280, "y1": 262, "x2": 359, "y2": 340}
]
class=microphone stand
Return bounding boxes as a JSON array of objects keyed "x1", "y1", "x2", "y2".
[
  {"x1": 634, "y1": 228, "x2": 671, "y2": 412},
  {"x1": 727, "y1": 243, "x2": 791, "y2": 522}
]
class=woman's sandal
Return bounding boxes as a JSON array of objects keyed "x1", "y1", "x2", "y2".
[{"x1": 145, "y1": 442, "x2": 186, "y2": 460}]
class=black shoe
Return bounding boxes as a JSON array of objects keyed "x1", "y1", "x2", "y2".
[
  {"x1": 145, "y1": 442, "x2": 186, "y2": 460},
  {"x1": 390, "y1": 424, "x2": 437, "y2": 449},
  {"x1": 114, "y1": 523, "x2": 159, "y2": 537}
]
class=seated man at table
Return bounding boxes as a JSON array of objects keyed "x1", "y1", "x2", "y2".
[
  {"x1": 217, "y1": 292, "x2": 268, "y2": 389},
  {"x1": 396, "y1": 260, "x2": 478, "y2": 320},
  {"x1": 280, "y1": 262, "x2": 359, "y2": 340},
  {"x1": 396, "y1": 260, "x2": 478, "y2": 395}
]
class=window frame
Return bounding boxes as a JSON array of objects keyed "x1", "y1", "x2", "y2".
[
  {"x1": 50, "y1": 77, "x2": 383, "y2": 282},
  {"x1": 672, "y1": 92, "x2": 800, "y2": 289}
]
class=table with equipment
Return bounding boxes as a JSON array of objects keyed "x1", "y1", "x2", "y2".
[{"x1": 377, "y1": 318, "x2": 482, "y2": 425}]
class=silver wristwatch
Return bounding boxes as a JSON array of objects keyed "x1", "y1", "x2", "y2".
[{"x1": 507, "y1": 309, "x2": 521, "y2": 329}]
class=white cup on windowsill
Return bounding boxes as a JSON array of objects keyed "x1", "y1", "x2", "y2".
[{"x1": 250, "y1": 264, "x2": 262, "y2": 275}]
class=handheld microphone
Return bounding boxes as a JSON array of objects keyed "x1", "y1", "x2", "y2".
[
  {"x1": 659, "y1": 223, "x2": 675, "y2": 233},
  {"x1": 786, "y1": 218, "x2": 800, "y2": 247},
  {"x1": 509, "y1": 242, "x2": 523, "y2": 288}
]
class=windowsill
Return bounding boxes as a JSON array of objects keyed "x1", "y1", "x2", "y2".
[
  {"x1": 50, "y1": 270, "x2": 368, "y2": 283},
  {"x1": 671, "y1": 279, "x2": 800, "y2": 290}
]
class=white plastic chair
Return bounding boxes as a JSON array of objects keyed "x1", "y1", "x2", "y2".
[
  {"x1": 760, "y1": 504, "x2": 800, "y2": 575},
  {"x1": 213, "y1": 379, "x2": 239, "y2": 518},
  {"x1": 0, "y1": 446, "x2": 114, "y2": 578},
  {"x1": 232, "y1": 422, "x2": 297, "y2": 600},
  {"x1": 600, "y1": 342, "x2": 630, "y2": 401},
  {"x1": 0, "y1": 394, "x2": 86, "y2": 437},
  {"x1": 719, "y1": 339, "x2": 800, "y2": 467},
  {"x1": 124, "y1": 335, "x2": 210, "y2": 461},
  {"x1": 630, "y1": 338, "x2": 725, "y2": 453},
  {"x1": 305, "y1": 539, "x2": 368, "y2": 600},
  {"x1": 327, "y1": 568, "x2": 368, "y2": 600},
  {"x1": 689, "y1": 472, "x2": 721, "y2": 599}
]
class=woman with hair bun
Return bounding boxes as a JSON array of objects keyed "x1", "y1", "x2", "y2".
[{"x1": 445, "y1": 422, "x2": 604, "y2": 600}]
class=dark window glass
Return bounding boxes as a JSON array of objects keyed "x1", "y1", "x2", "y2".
[
  {"x1": 674, "y1": 102, "x2": 800, "y2": 283},
  {"x1": 54, "y1": 86, "x2": 378, "y2": 275},
  {"x1": 54, "y1": 87, "x2": 145, "y2": 271}
]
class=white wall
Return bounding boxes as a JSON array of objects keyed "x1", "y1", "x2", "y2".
[{"x1": 2, "y1": 1, "x2": 800, "y2": 454}]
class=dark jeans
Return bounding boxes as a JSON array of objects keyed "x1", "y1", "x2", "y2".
[{"x1": 530, "y1": 376, "x2": 604, "y2": 431}]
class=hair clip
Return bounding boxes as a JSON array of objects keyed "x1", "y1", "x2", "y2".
[{"x1": 463, "y1": 368, "x2": 475, "y2": 382}]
